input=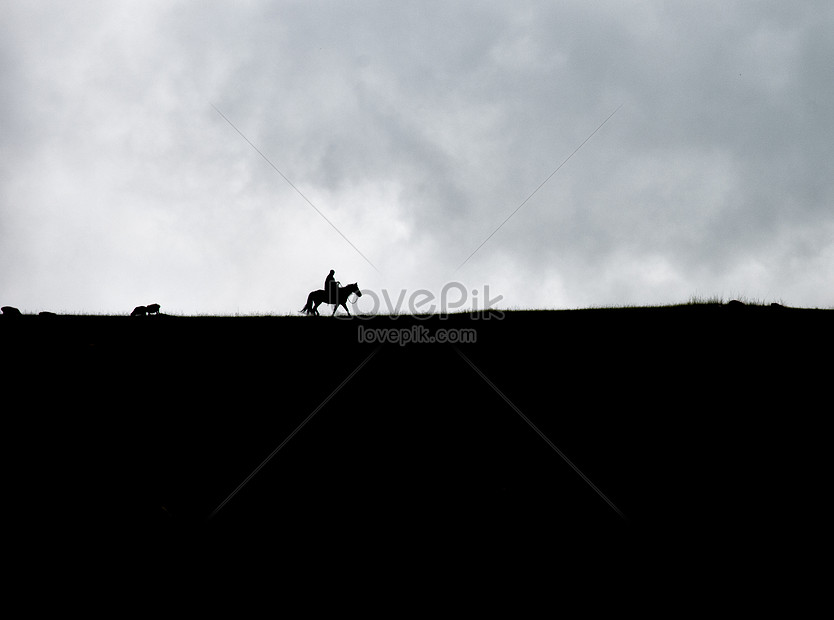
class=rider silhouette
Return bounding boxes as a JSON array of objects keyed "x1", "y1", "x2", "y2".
[{"x1": 325, "y1": 269, "x2": 337, "y2": 303}]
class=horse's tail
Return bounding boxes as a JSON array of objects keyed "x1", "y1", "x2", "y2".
[{"x1": 300, "y1": 292, "x2": 313, "y2": 314}]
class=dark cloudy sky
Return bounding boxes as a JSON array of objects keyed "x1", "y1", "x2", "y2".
[{"x1": 2, "y1": 1, "x2": 832, "y2": 314}]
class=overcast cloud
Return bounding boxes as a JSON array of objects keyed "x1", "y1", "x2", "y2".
[{"x1": 2, "y1": 1, "x2": 832, "y2": 315}]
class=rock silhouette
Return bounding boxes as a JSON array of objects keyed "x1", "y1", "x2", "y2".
[{"x1": 1, "y1": 306, "x2": 22, "y2": 316}]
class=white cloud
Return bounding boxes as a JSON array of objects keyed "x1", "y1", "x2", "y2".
[{"x1": 1, "y1": 1, "x2": 832, "y2": 314}]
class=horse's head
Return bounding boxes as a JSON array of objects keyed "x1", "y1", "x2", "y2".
[{"x1": 343, "y1": 282, "x2": 362, "y2": 304}]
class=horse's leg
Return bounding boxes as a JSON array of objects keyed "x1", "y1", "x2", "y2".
[{"x1": 341, "y1": 302, "x2": 350, "y2": 316}]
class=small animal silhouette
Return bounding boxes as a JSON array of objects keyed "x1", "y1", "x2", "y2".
[
  {"x1": 131, "y1": 306, "x2": 147, "y2": 317},
  {"x1": 146, "y1": 303, "x2": 160, "y2": 315},
  {"x1": 1, "y1": 306, "x2": 22, "y2": 316}
]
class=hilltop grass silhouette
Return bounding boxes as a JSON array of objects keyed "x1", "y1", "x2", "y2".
[{"x1": 2, "y1": 299, "x2": 830, "y2": 568}]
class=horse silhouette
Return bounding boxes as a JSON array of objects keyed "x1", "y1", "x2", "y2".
[{"x1": 300, "y1": 282, "x2": 362, "y2": 316}]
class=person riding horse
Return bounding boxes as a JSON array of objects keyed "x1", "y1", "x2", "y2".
[
  {"x1": 325, "y1": 269, "x2": 339, "y2": 303},
  {"x1": 301, "y1": 275, "x2": 362, "y2": 316}
]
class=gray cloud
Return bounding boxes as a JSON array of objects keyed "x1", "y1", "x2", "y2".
[{"x1": 1, "y1": 1, "x2": 832, "y2": 314}]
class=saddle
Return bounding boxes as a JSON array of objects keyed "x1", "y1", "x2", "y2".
[{"x1": 326, "y1": 281, "x2": 341, "y2": 303}]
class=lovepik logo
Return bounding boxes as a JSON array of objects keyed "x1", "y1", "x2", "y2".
[{"x1": 341, "y1": 282, "x2": 504, "y2": 319}]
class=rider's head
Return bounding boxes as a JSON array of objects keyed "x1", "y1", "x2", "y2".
[{"x1": 329, "y1": 269, "x2": 335, "y2": 275}]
